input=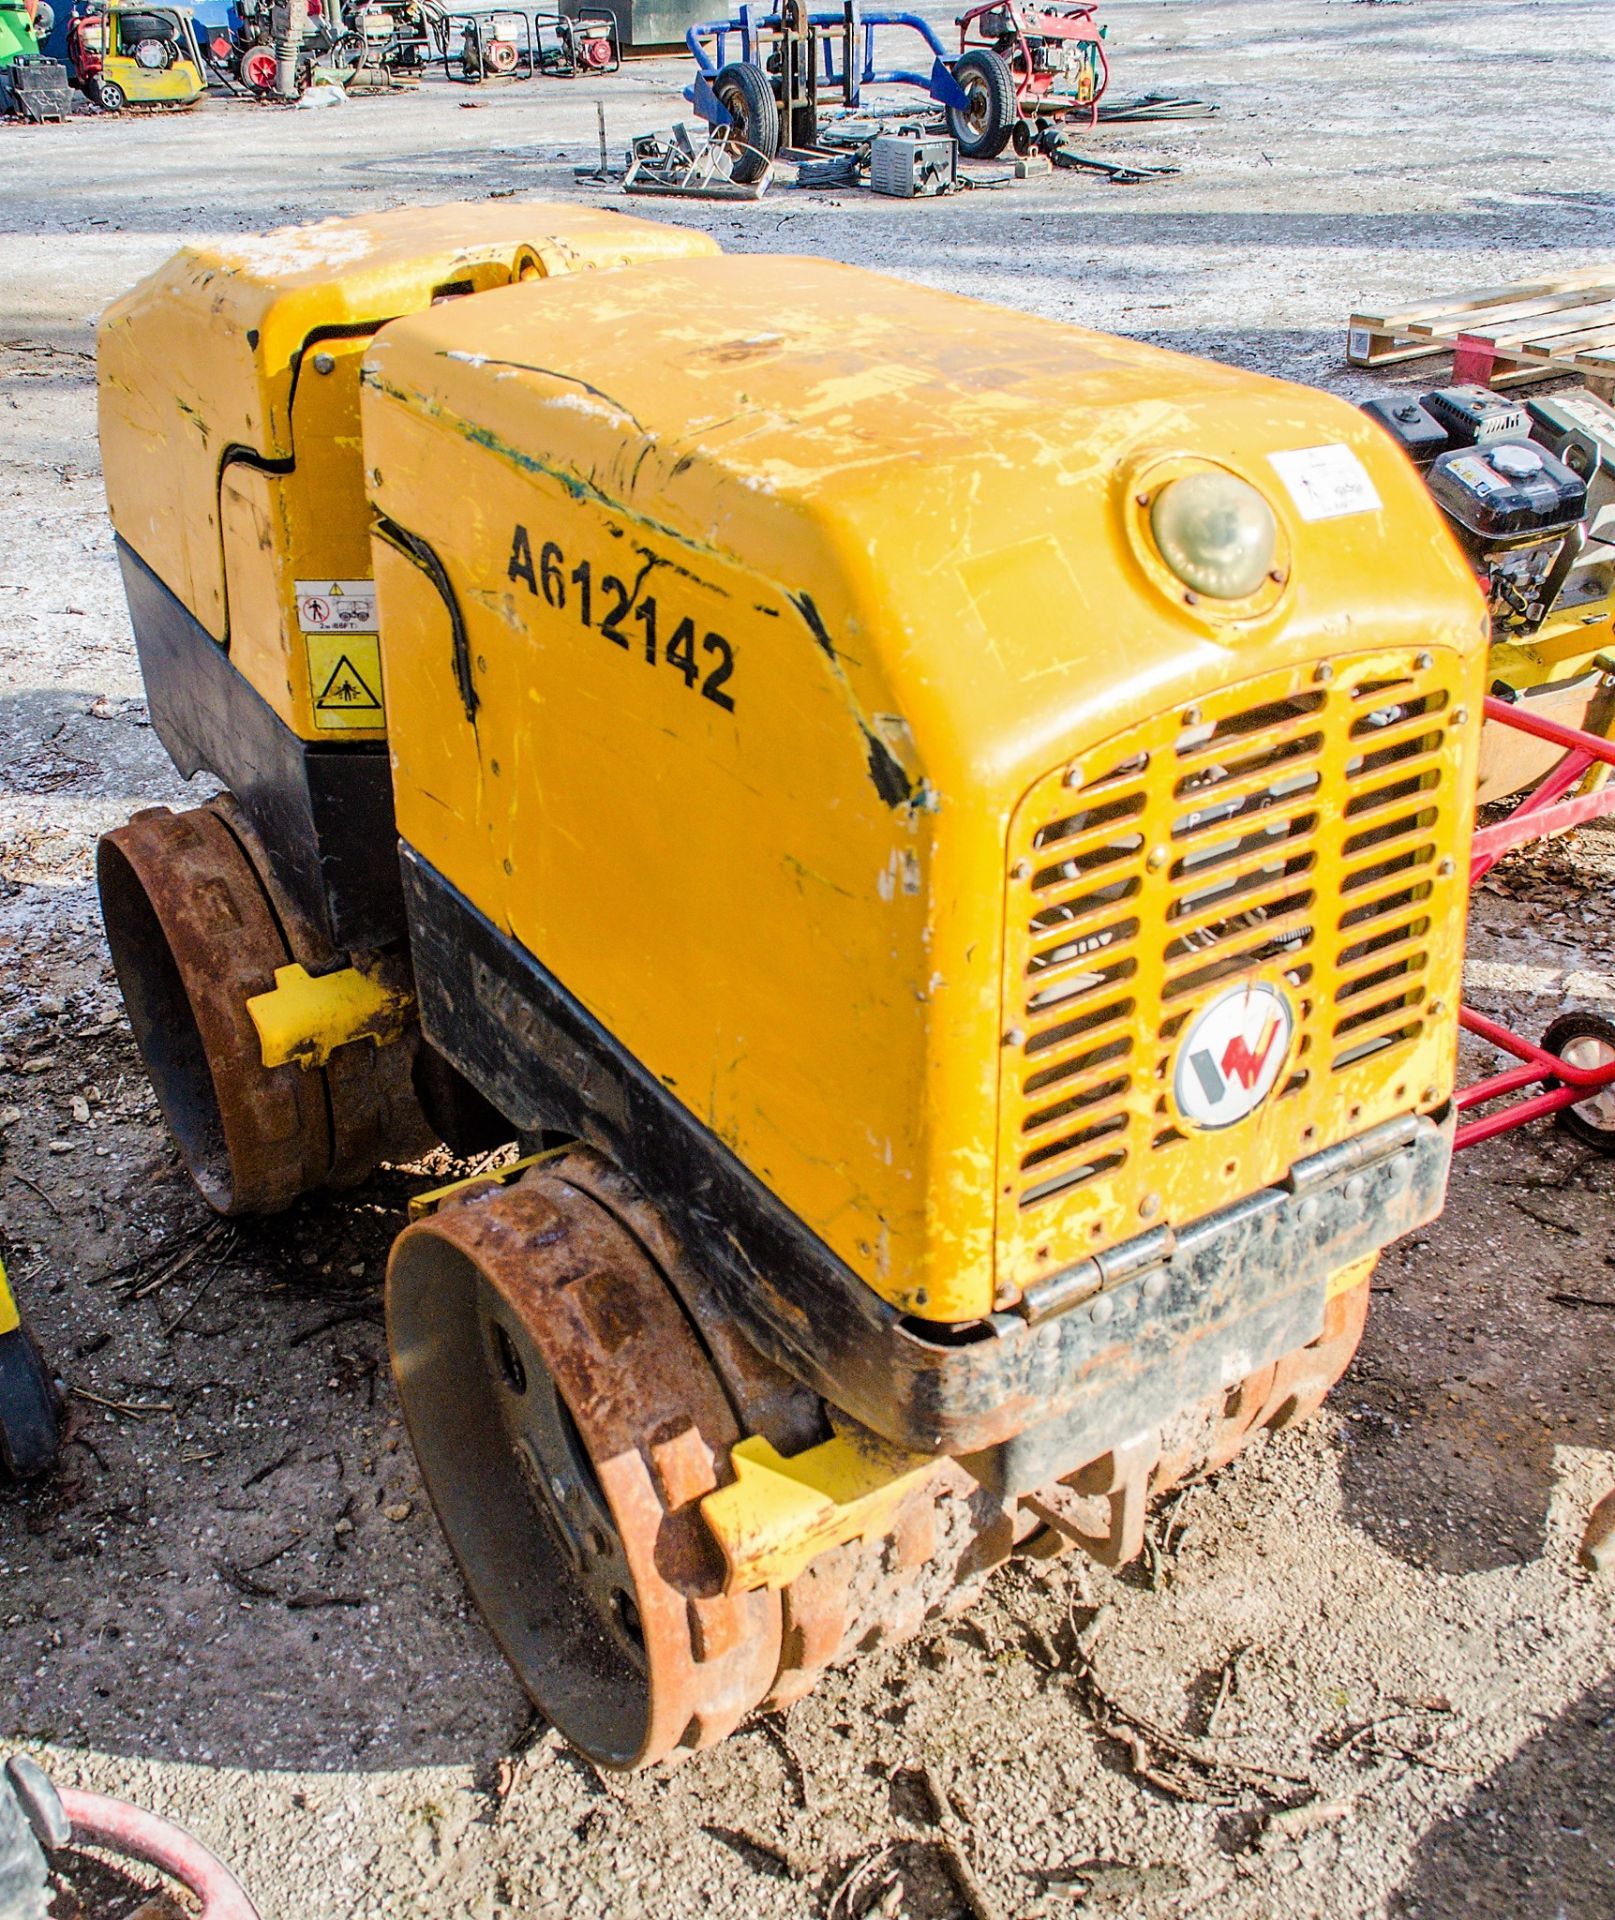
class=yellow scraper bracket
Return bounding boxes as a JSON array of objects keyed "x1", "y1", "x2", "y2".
[
  {"x1": 405, "y1": 1146, "x2": 572, "y2": 1223},
  {"x1": 0, "y1": 1256, "x2": 20, "y2": 1339},
  {"x1": 701, "y1": 1431, "x2": 941, "y2": 1595},
  {"x1": 246, "y1": 963, "x2": 414, "y2": 1071}
]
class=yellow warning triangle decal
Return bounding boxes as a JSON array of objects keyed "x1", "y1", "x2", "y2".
[{"x1": 315, "y1": 653, "x2": 383, "y2": 714}]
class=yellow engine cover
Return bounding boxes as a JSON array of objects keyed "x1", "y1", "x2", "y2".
[
  {"x1": 96, "y1": 203, "x2": 718, "y2": 744},
  {"x1": 362, "y1": 254, "x2": 1489, "y2": 1324}
]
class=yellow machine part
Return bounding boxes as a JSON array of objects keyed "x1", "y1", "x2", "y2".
[
  {"x1": 1521, "y1": 596, "x2": 1615, "y2": 673},
  {"x1": 1477, "y1": 592, "x2": 1615, "y2": 805},
  {"x1": 361, "y1": 254, "x2": 1488, "y2": 1325},
  {"x1": 100, "y1": 52, "x2": 205, "y2": 101},
  {"x1": 0, "y1": 1256, "x2": 20, "y2": 1340},
  {"x1": 708, "y1": 1257, "x2": 1375, "y2": 1591},
  {"x1": 245, "y1": 961, "x2": 414, "y2": 1070},
  {"x1": 96, "y1": 203, "x2": 719, "y2": 743},
  {"x1": 701, "y1": 1431, "x2": 940, "y2": 1594}
]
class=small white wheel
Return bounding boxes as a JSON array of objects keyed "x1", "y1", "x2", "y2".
[{"x1": 1543, "y1": 1012, "x2": 1615, "y2": 1154}]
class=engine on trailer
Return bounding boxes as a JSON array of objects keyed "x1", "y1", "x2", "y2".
[
  {"x1": 1364, "y1": 382, "x2": 1615, "y2": 638},
  {"x1": 1429, "y1": 439, "x2": 1586, "y2": 632},
  {"x1": 983, "y1": 0, "x2": 1103, "y2": 94}
]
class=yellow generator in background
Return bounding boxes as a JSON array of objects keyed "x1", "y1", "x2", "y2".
[
  {"x1": 66, "y1": 1, "x2": 206, "y2": 109},
  {"x1": 97, "y1": 208, "x2": 1489, "y2": 1769}
]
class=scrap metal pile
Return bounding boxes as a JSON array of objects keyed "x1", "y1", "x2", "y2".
[{"x1": 665, "y1": 0, "x2": 1208, "y2": 195}]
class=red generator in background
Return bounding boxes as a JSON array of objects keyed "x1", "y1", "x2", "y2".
[{"x1": 947, "y1": 0, "x2": 1108, "y2": 158}]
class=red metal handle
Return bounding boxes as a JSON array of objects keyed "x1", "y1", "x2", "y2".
[
  {"x1": 1480, "y1": 692, "x2": 1615, "y2": 763},
  {"x1": 56, "y1": 1787, "x2": 261, "y2": 1920},
  {"x1": 1470, "y1": 693, "x2": 1615, "y2": 880}
]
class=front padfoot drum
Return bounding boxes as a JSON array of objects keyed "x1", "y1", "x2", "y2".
[
  {"x1": 97, "y1": 799, "x2": 436, "y2": 1214},
  {"x1": 390, "y1": 1163, "x2": 1378, "y2": 1768},
  {"x1": 387, "y1": 1166, "x2": 783, "y2": 1769},
  {"x1": 1022, "y1": 1265, "x2": 1375, "y2": 1569}
]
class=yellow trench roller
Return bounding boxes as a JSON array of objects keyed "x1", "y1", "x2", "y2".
[{"x1": 96, "y1": 207, "x2": 1489, "y2": 1768}]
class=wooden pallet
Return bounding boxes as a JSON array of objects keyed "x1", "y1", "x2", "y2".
[{"x1": 1347, "y1": 267, "x2": 1615, "y2": 398}]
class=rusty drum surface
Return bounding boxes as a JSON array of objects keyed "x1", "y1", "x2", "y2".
[
  {"x1": 387, "y1": 1166, "x2": 783, "y2": 1768},
  {"x1": 97, "y1": 802, "x2": 333, "y2": 1213},
  {"x1": 387, "y1": 1147, "x2": 1378, "y2": 1767},
  {"x1": 97, "y1": 797, "x2": 435, "y2": 1215}
]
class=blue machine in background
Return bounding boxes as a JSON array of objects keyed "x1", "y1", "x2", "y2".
[{"x1": 684, "y1": 0, "x2": 970, "y2": 179}]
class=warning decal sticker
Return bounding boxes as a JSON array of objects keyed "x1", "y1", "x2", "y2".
[
  {"x1": 296, "y1": 578, "x2": 378, "y2": 635},
  {"x1": 1267, "y1": 444, "x2": 1382, "y2": 522},
  {"x1": 307, "y1": 631, "x2": 386, "y2": 732}
]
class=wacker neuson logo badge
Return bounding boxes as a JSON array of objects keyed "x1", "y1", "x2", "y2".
[{"x1": 1174, "y1": 981, "x2": 1295, "y2": 1129}]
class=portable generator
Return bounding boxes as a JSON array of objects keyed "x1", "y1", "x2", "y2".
[
  {"x1": 65, "y1": 0, "x2": 205, "y2": 108},
  {"x1": 98, "y1": 208, "x2": 1489, "y2": 1769},
  {"x1": 950, "y1": 0, "x2": 1109, "y2": 158},
  {"x1": 1364, "y1": 382, "x2": 1615, "y2": 803}
]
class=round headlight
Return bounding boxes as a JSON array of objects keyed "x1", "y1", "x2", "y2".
[{"x1": 1150, "y1": 471, "x2": 1278, "y2": 601}]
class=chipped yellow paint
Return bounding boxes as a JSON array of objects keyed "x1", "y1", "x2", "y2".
[
  {"x1": 700, "y1": 1431, "x2": 939, "y2": 1594},
  {"x1": 363, "y1": 254, "x2": 1488, "y2": 1323},
  {"x1": 97, "y1": 203, "x2": 719, "y2": 742},
  {"x1": 246, "y1": 962, "x2": 413, "y2": 1070}
]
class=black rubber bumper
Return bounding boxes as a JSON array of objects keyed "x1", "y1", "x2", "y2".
[
  {"x1": 401, "y1": 845, "x2": 1454, "y2": 1483},
  {"x1": 0, "y1": 1324, "x2": 59, "y2": 1482}
]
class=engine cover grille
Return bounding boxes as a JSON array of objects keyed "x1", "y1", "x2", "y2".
[{"x1": 994, "y1": 648, "x2": 1474, "y2": 1295}]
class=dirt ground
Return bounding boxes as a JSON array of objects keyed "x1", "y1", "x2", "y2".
[{"x1": 4, "y1": 1, "x2": 1615, "y2": 1914}]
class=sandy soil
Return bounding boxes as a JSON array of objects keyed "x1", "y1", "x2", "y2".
[{"x1": 3, "y1": 2, "x2": 1615, "y2": 1914}]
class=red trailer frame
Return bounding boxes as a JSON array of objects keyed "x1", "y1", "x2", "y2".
[{"x1": 1456, "y1": 694, "x2": 1615, "y2": 1152}]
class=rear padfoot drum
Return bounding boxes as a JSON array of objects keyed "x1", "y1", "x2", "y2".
[{"x1": 97, "y1": 798, "x2": 436, "y2": 1214}]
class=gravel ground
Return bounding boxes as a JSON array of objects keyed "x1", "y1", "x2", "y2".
[{"x1": 3, "y1": 2, "x2": 1615, "y2": 1915}]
